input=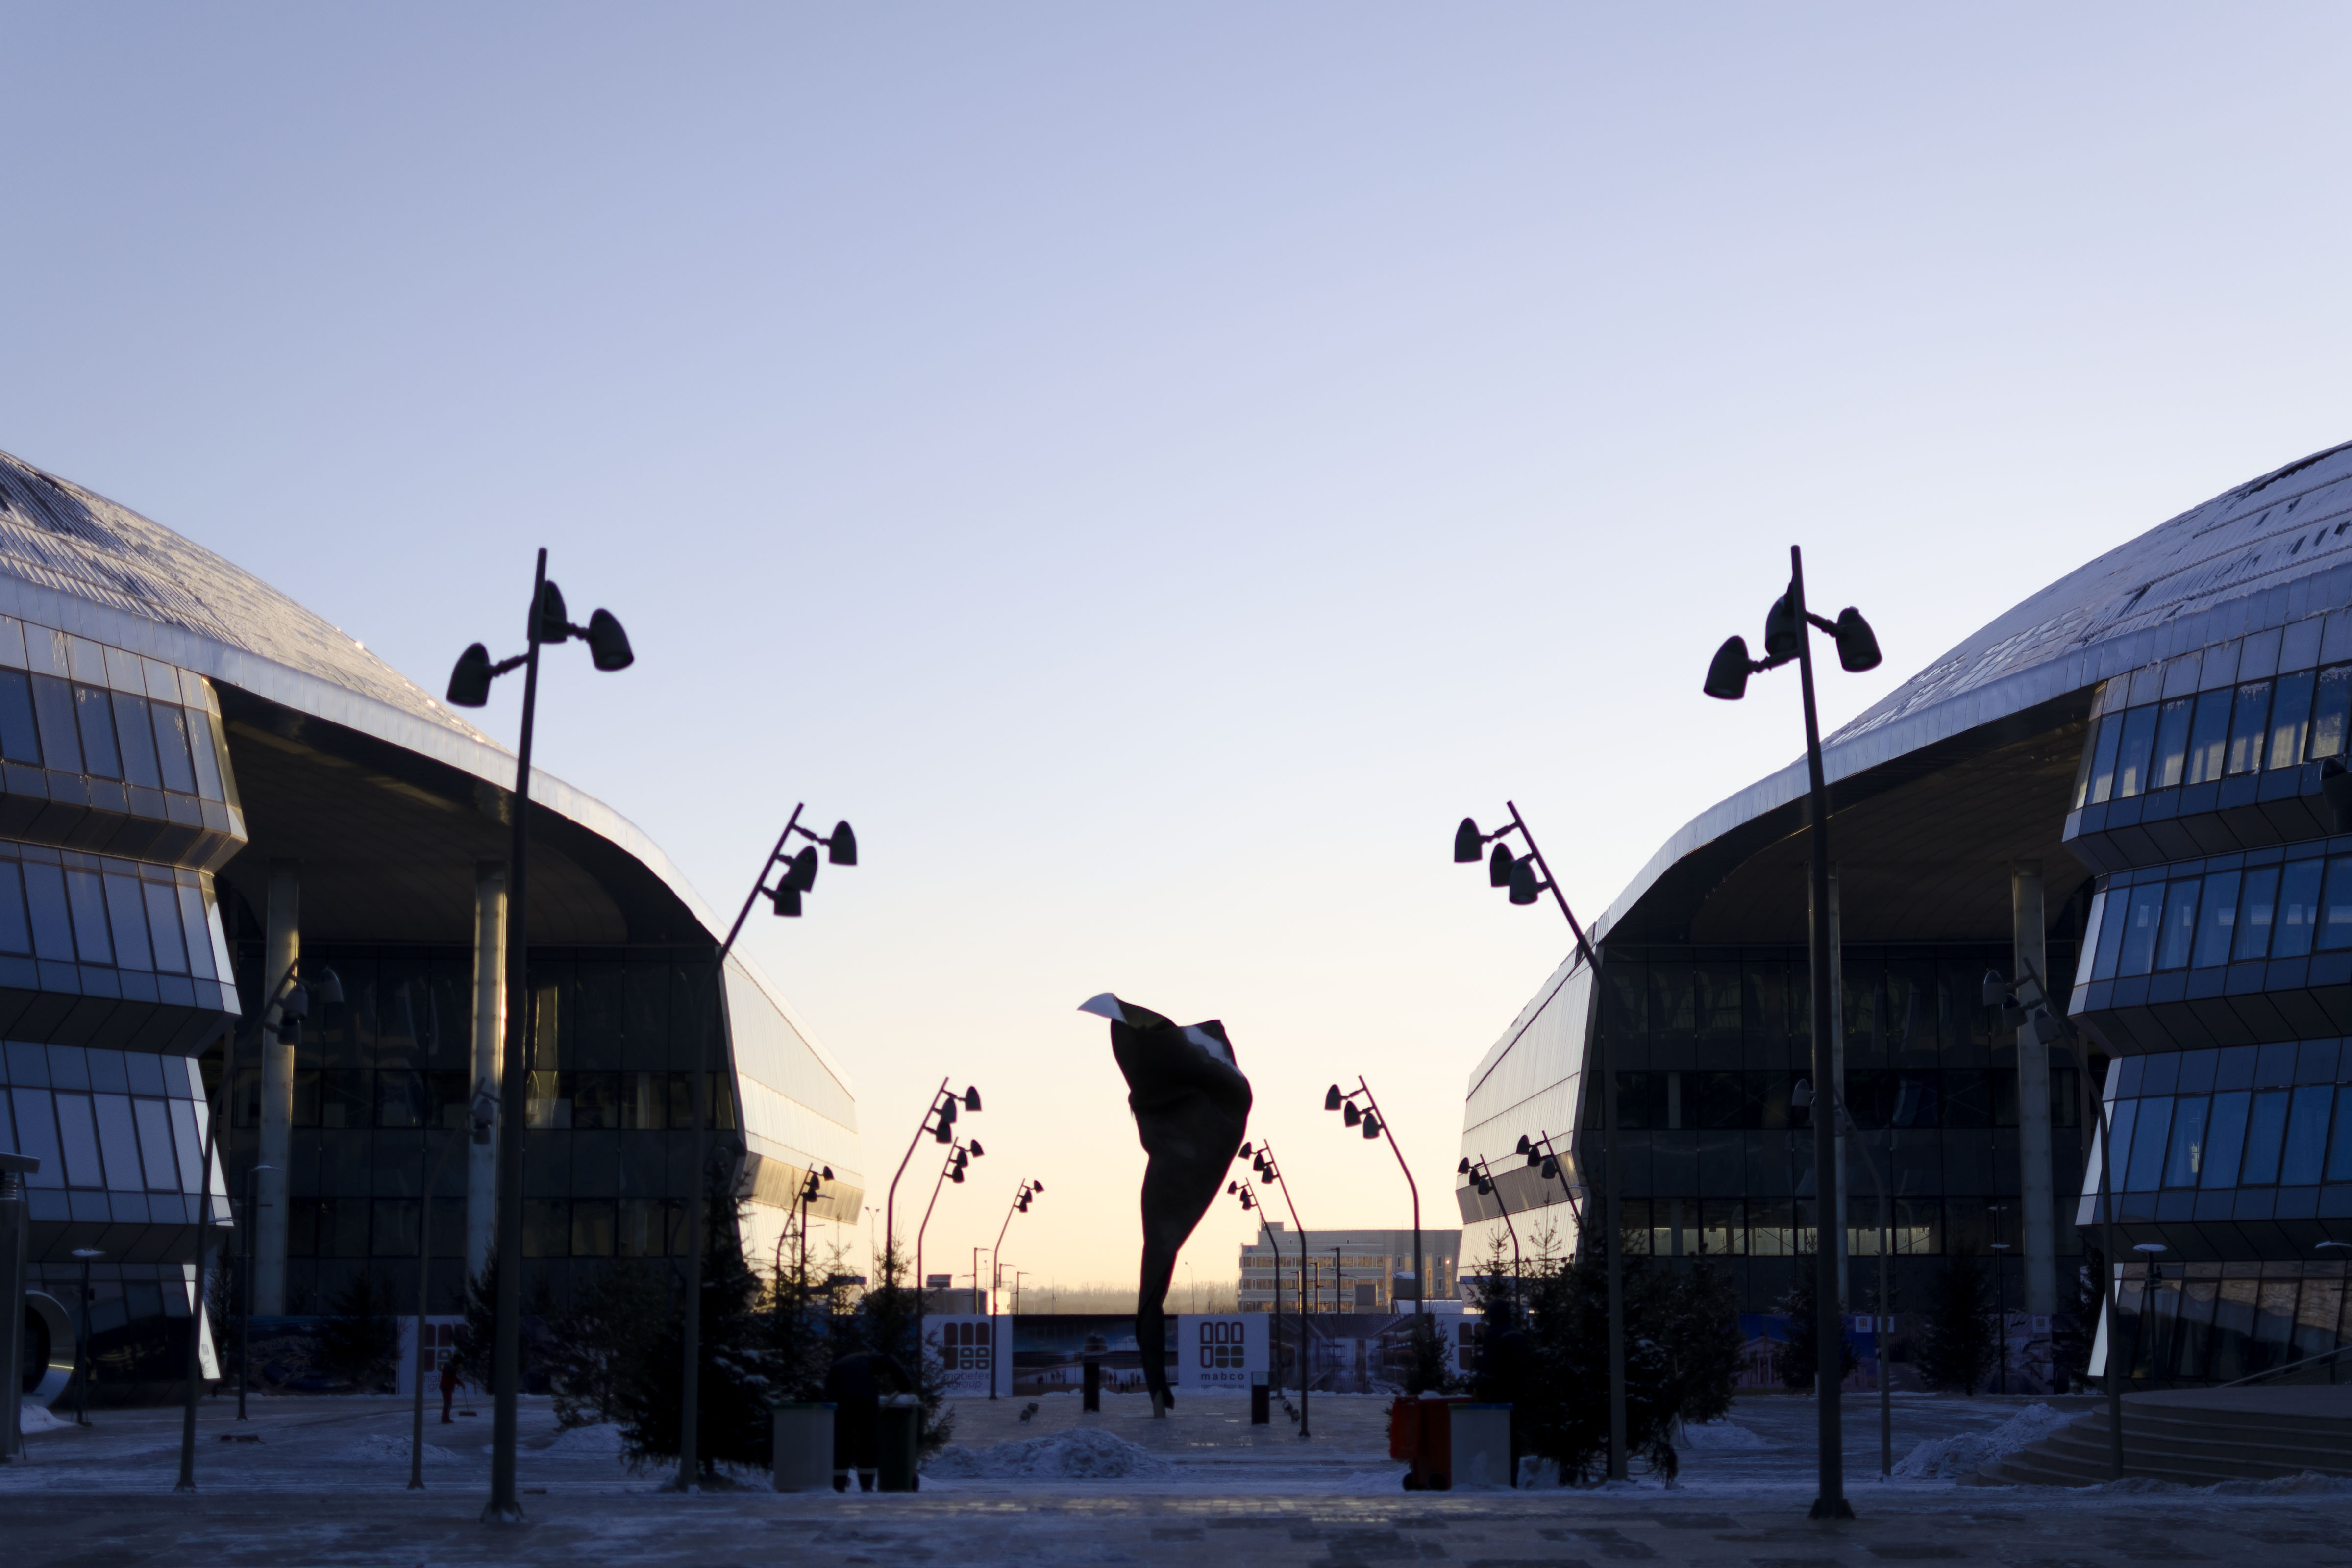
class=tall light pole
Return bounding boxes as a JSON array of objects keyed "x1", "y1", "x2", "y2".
[
  {"x1": 989, "y1": 1179, "x2": 1042, "y2": 1400},
  {"x1": 238, "y1": 1163, "x2": 277, "y2": 1421},
  {"x1": 1457, "y1": 1156, "x2": 1520, "y2": 1309},
  {"x1": 1703, "y1": 543, "x2": 1882, "y2": 1520},
  {"x1": 1236, "y1": 1138, "x2": 1310, "y2": 1438},
  {"x1": 1454, "y1": 801, "x2": 1624, "y2": 1478},
  {"x1": 883, "y1": 1083, "x2": 982, "y2": 1345},
  {"x1": 1321, "y1": 1079, "x2": 1422, "y2": 1318},
  {"x1": 445, "y1": 549, "x2": 633, "y2": 1524},
  {"x1": 70, "y1": 1247, "x2": 103, "y2": 1426}
]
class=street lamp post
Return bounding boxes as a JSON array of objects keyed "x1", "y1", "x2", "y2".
[
  {"x1": 1457, "y1": 1156, "x2": 1520, "y2": 1309},
  {"x1": 412, "y1": 1092, "x2": 494, "y2": 1492},
  {"x1": 883, "y1": 1083, "x2": 982, "y2": 1350},
  {"x1": 988, "y1": 1179, "x2": 1042, "y2": 1400},
  {"x1": 70, "y1": 1247, "x2": 103, "y2": 1426},
  {"x1": 177, "y1": 1013, "x2": 244, "y2": 1493},
  {"x1": 239, "y1": 1163, "x2": 277, "y2": 1421},
  {"x1": 1703, "y1": 544, "x2": 1882, "y2": 1519},
  {"x1": 1795, "y1": 1077, "x2": 1895, "y2": 1478},
  {"x1": 1453, "y1": 801, "x2": 1624, "y2": 1479},
  {"x1": 1322, "y1": 1079, "x2": 1422, "y2": 1318},
  {"x1": 444, "y1": 549, "x2": 633, "y2": 1524},
  {"x1": 666, "y1": 806, "x2": 857, "y2": 1493},
  {"x1": 1237, "y1": 1138, "x2": 1310, "y2": 1438},
  {"x1": 915, "y1": 1135, "x2": 983, "y2": 1338}
]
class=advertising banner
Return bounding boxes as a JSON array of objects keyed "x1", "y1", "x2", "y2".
[
  {"x1": 922, "y1": 1314, "x2": 1002, "y2": 1397},
  {"x1": 1006, "y1": 1314, "x2": 1176, "y2": 1397},
  {"x1": 1174, "y1": 1313, "x2": 1265, "y2": 1390}
]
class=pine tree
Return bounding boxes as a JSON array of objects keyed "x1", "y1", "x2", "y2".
[
  {"x1": 1918, "y1": 1245, "x2": 1999, "y2": 1394},
  {"x1": 1774, "y1": 1255, "x2": 1858, "y2": 1393},
  {"x1": 546, "y1": 1262, "x2": 670, "y2": 1428},
  {"x1": 317, "y1": 1269, "x2": 401, "y2": 1391}
]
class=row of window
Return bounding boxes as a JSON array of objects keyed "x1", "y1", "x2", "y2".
[
  {"x1": 224, "y1": 1069, "x2": 737, "y2": 1133},
  {"x1": 2083, "y1": 856, "x2": 2352, "y2": 977},
  {"x1": 2113, "y1": 1270, "x2": 2352, "y2": 1386},
  {"x1": 2106, "y1": 1042, "x2": 2342, "y2": 1100},
  {"x1": 1596, "y1": 953, "x2": 2016, "y2": 1056},
  {"x1": 0, "y1": 1040, "x2": 203, "y2": 1095},
  {"x1": 0, "y1": 670, "x2": 226, "y2": 800},
  {"x1": 1568, "y1": 1068, "x2": 2077, "y2": 1132},
  {"x1": 1608, "y1": 1195, "x2": 2040, "y2": 1258},
  {"x1": 2075, "y1": 661, "x2": 2352, "y2": 808},
  {"x1": 0, "y1": 850, "x2": 226, "y2": 977},
  {"x1": 272, "y1": 1195, "x2": 695, "y2": 1260},
  {"x1": 2105, "y1": 1086, "x2": 2352, "y2": 1193},
  {"x1": 3, "y1": 1085, "x2": 209, "y2": 1194}
]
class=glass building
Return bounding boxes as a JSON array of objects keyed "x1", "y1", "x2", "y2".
[
  {"x1": 1458, "y1": 435, "x2": 2352, "y2": 1387},
  {"x1": 0, "y1": 449, "x2": 861, "y2": 1403}
]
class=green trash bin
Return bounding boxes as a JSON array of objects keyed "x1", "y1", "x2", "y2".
[
  {"x1": 876, "y1": 1394, "x2": 921, "y2": 1492},
  {"x1": 772, "y1": 1401, "x2": 836, "y2": 1492}
]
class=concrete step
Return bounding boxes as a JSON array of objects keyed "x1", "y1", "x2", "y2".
[{"x1": 1979, "y1": 1394, "x2": 2352, "y2": 1488}]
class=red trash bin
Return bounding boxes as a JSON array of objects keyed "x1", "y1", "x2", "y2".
[{"x1": 1389, "y1": 1394, "x2": 1474, "y2": 1490}]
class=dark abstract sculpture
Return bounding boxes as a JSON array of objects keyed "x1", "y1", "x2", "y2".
[{"x1": 1079, "y1": 993, "x2": 1254, "y2": 1414}]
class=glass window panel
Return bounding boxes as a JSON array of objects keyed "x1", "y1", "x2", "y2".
[
  {"x1": 2241, "y1": 1091, "x2": 2290, "y2": 1185},
  {"x1": 168, "y1": 1097, "x2": 203, "y2": 1194},
  {"x1": 91, "y1": 1094, "x2": 141, "y2": 1190},
  {"x1": 9, "y1": 1088, "x2": 63, "y2": 1186},
  {"x1": 62, "y1": 869, "x2": 110, "y2": 964},
  {"x1": 2269, "y1": 669, "x2": 2316, "y2": 769},
  {"x1": 571, "y1": 1072, "x2": 619, "y2": 1130},
  {"x1": 2313, "y1": 666, "x2": 2352, "y2": 762},
  {"x1": 571, "y1": 1201, "x2": 616, "y2": 1257},
  {"x1": 2187, "y1": 688, "x2": 2233, "y2": 784},
  {"x1": 2103, "y1": 1099, "x2": 2137, "y2": 1197},
  {"x1": 375, "y1": 1070, "x2": 424, "y2": 1129},
  {"x1": 0, "y1": 863, "x2": 30, "y2": 957},
  {"x1": 2203, "y1": 1090, "x2": 2252, "y2": 1188},
  {"x1": 72, "y1": 684, "x2": 120, "y2": 779},
  {"x1": 2326, "y1": 1087, "x2": 2352, "y2": 1183},
  {"x1": 175, "y1": 885, "x2": 217, "y2": 980},
  {"x1": 371, "y1": 1199, "x2": 420, "y2": 1258},
  {"x1": 28, "y1": 674, "x2": 81, "y2": 774},
  {"x1": 111, "y1": 693, "x2": 160, "y2": 788},
  {"x1": 2076, "y1": 892, "x2": 2108, "y2": 985},
  {"x1": 2276, "y1": 860, "x2": 2326, "y2": 959},
  {"x1": 2235, "y1": 866, "x2": 2280, "y2": 961},
  {"x1": 183, "y1": 709, "x2": 224, "y2": 801},
  {"x1": 102, "y1": 874, "x2": 151, "y2": 971},
  {"x1": 0, "y1": 670, "x2": 39, "y2": 764},
  {"x1": 2114, "y1": 706, "x2": 2158, "y2": 799},
  {"x1": 2192, "y1": 871, "x2": 2241, "y2": 968},
  {"x1": 2152, "y1": 697, "x2": 2194, "y2": 789},
  {"x1": 2227, "y1": 680, "x2": 2274, "y2": 774},
  {"x1": 522, "y1": 1198, "x2": 569, "y2": 1258},
  {"x1": 2282, "y1": 1085, "x2": 2333, "y2": 1186},
  {"x1": 2118, "y1": 883, "x2": 2167, "y2": 976},
  {"x1": 2087, "y1": 713, "x2": 2123, "y2": 804},
  {"x1": 2093, "y1": 890, "x2": 2129, "y2": 978},
  {"x1": 2319, "y1": 857, "x2": 2352, "y2": 952},
  {"x1": 2127, "y1": 1097, "x2": 2173, "y2": 1191},
  {"x1": 132, "y1": 1096, "x2": 177, "y2": 1191},
  {"x1": 149, "y1": 704, "x2": 198, "y2": 794},
  {"x1": 52, "y1": 1092, "x2": 103, "y2": 1186},
  {"x1": 2156, "y1": 880, "x2": 2202, "y2": 971},
  {"x1": 2164, "y1": 1096, "x2": 2210, "y2": 1188},
  {"x1": 142, "y1": 882, "x2": 186, "y2": 973}
]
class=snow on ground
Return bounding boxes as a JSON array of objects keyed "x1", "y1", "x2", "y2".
[
  {"x1": 1675, "y1": 1417, "x2": 1768, "y2": 1451},
  {"x1": 925, "y1": 1427, "x2": 1169, "y2": 1479},
  {"x1": 16, "y1": 1402, "x2": 68, "y2": 1434},
  {"x1": 1891, "y1": 1400, "x2": 2074, "y2": 1478},
  {"x1": 544, "y1": 1421, "x2": 626, "y2": 1456}
]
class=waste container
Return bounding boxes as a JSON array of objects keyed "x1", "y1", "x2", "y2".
[
  {"x1": 1249, "y1": 1371, "x2": 1270, "y2": 1426},
  {"x1": 772, "y1": 1401, "x2": 837, "y2": 1492},
  {"x1": 1448, "y1": 1403, "x2": 1512, "y2": 1489},
  {"x1": 876, "y1": 1394, "x2": 921, "y2": 1492},
  {"x1": 1388, "y1": 1394, "x2": 1473, "y2": 1490}
]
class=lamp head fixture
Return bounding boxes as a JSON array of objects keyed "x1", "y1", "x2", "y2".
[
  {"x1": 1457, "y1": 1157, "x2": 1471, "y2": 1174},
  {"x1": 447, "y1": 644, "x2": 495, "y2": 708},
  {"x1": 1343, "y1": 1102, "x2": 1361, "y2": 1128},
  {"x1": 1237, "y1": 1143, "x2": 1254, "y2": 1161},
  {"x1": 964, "y1": 1087, "x2": 983, "y2": 1112},
  {"x1": 1324, "y1": 1085, "x2": 1343, "y2": 1112},
  {"x1": 1832, "y1": 607, "x2": 1882, "y2": 672},
  {"x1": 1487, "y1": 844, "x2": 1514, "y2": 889},
  {"x1": 1453, "y1": 818, "x2": 1484, "y2": 864},
  {"x1": 1703, "y1": 635, "x2": 1755, "y2": 701},
  {"x1": 585, "y1": 608, "x2": 634, "y2": 672},
  {"x1": 1514, "y1": 1135, "x2": 1531, "y2": 1156},
  {"x1": 825, "y1": 821, "x2": 859, "y2": 866},
  {"x1": 1540, "y1": 1157, "x2": 1559, "y2": 1179},
  {"x1": 1507, "y1": 856, "x2": 1544, "y2": 906},
  {"x1": 1362, "y1": 1115, "x2": 1382, "y2": 1140}
]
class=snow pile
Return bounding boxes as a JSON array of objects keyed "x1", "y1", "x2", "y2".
[
  {"x1": 16, "y1": 1402, "x2": 68, "y2": 1433},
  {"x1": 1893, "y1": 1403, "x2": 2075, "y2": 1479},
  {"x1": 924, "y1": 1427, "x2": 1170, "y2": 1479},
  {"x1": 333, "y1": 1433, "x2": 462, "y2": 1464},
  {"x1": 546, "y1": 1422, "x2": 626, "y2": 1456},
  {"x1": 1677, "y1": 1418, "x2": 1769, "y2": 1451},
  {"x1": 2206, "y1": 1471, "x2": 2352, "y2": 1496}
]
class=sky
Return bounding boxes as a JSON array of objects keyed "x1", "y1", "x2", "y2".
[{"x1": 6, "y1": 5, "x2": 2352, "y2": 1301}]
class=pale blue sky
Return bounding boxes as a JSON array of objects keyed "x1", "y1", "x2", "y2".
[{"x1": 6, "y1": 5, "x2": 2351, "y2": 1292}]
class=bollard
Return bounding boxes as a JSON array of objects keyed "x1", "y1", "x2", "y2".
[
  {"x1": 1082, "y1": 1357, "x2": 1101, "y2": 1412},
  {"x1": 772, "y1": 1402, "x2": 836, "y2": 1492},
  {"x1": 1249, "y1": 1371, "x2": 1270, "y2": 1427},
  {"x1": 875, "y1": 1394, "x2": 920, "y2": 1492}
]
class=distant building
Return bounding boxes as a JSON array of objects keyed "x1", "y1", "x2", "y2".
[{"x1": 1238, "y1": 1222, "x2": 1460, "y2": 1313}]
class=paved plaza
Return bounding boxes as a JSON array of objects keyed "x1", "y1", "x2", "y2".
[{"x1": 4, "y1": 1390, "x2": 2348, "y2": 1566}]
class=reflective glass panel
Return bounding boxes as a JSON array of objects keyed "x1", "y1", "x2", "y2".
[
  {"x1": 132, "y1": 1096, "x2": 176, "y2": 1191},
  {"x1": 62, "y1": 869, "x2": 109, "y2": 964},
  {"x1": 110, "y1": 693, "x2": 161, "y2": 789},
  {"x1": 2188, "y1": 688, "x2": 2233, "y2": 784},
  {"x1": 142, "y1": 882, "x2": 186, "y2": 973},
  {"x1": 2282, "y1": 1085, "x2": 2332, "y2": 1185},
  {"x1": 9, "y1": 1088, "x2": 62, "y2": 1187},
  {"x1": 2269, "y1": 669, "x2": 2316, "y2": 769},
  {"x1": 20, "y1": 863, "x2": 72, "y2": 962},
  {"x1": 92, "y1": 1094, "x2": 140, "y2": 1189},
  {"x1": 2104, "y1": 1099, "x2": 2138, "y2": 1195},
  {"x1": 2153, "y1": 697, "x2": 2194, "y2": 789},
  {"x1": 28, "y1": 675, "x2": 80, "y2": 774},
  {"x1": 2227, "y1": 681, "x2": 2274, "y2": 774},
  {"x1": 175, "y1": 885, "x2": 216, "y2": 980},
  {"x1": 2203, "y1": 1090, "x2": 2251, "y2": 1188},
  {"x1": 0, "y1": 863, "x2": 29, "y2": 956},
  {"x1": 149, "y1": 704, "x2": 198, "y2": 795},
  {"x1": 2088, "y1": 713, "x2": 2123, "y2": 804},
  {"x1": 102, "y1": 875, "x2": 150, "y2": 971},
  {"x1": 2313, "y1": 666, "x2": 2352, "y2": 761},
  {"x1": 2276, "y1": 859, "x2": 2326, "y2": 958},
  {"x1": 2319, "y1": 856, "x2": 2352, "y2": 951},
  {"x1": 51, "y1": 1091, "x2": 102, "y2": 1186},
  {"x1": 2241, "y1": 1091, "x2": 2290, "y2": 1185},
  {"x1": 2095, "y1": 889, "x2": 2129, "y2": 978},
  {"x1": 2192, "y1": 871, "x2": 2240, "y2": 968},
  {"x1": 2235, "y1": 866, "x2": 2280, "y2": 961},
  {"x1": 0, "y1": 671, "x2": 39, "y2": 764},
  {"x1": 2327, "y1": 1087, "x2": 2352, "y2": 1183},
  {"x1": 2164, "y1": 1096, "x2": 2210, "y2": 1187},
  {"x1": 2117, "y1": 883, "x2": 2167, "y2": 976},
  {"x1": 2157, "y1": 880, "x2": 2202, "y2": 970},
  {"x1": 72, "y1": 684, "x2": 120, "y2": 779},
  {"x1": 2115, "y1": 705, "x2": 2158, "y2": 798},
  {"x1": 2128, "y1": 1097, "x2": 2173, "y2": 1191}
]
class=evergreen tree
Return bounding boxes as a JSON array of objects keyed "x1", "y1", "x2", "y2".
[
  {"x1": 546, "y1": 1261, "x2": 670, "y2": 1429},
  {"x1": 1774, "y1": 1255, "x2": 1858, "y2": 1393},
  {"x1": 1918, "y1": 1244, "x2": 1999, "y2": 1394},
  {"x1": 446, "y1": 1256, "x2": 555, "y2": 1393},
  {"x1": 317, "y1": 1269, "x2": 401, "y2": 1391},
  {"x1": 1657, "y1": 1257, "x2": 1745, "y2": 1428},
  {"x1": 842, "y1": 1237, "x2": 956, "y2": 1457}
]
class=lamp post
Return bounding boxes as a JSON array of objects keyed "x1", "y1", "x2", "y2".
[
  {"x1": 989, "y1": 1179, "x2": 1042, "y2": 1400},
  {"x1": 443, "y1": 549, "x2": 633, "y2": 1525},
  {"x1": 796, "y1": 1165, "x2": 835, "y2": 1314},
  {"x1": 70, "y1": 1247, "x2": 103, "y2": 1426},
  {"x1": 1794, "y1": 1077, "x2": 1895, "y2": 1479},
  {"x1": 238, "y1": 1163, "x2": 277, "y2": 1421},
  {"x1": 1457, "y1": 1156, "x2": 1520, "y2": 1309},
  {"x1": 1702, "y1": 545, "x2": 1882, "y2": 1520},
  {"x1": 1453, "y1": 801, "x2": 1626, "y2": 1480},
  {"x1": 1321, "y1": 1079, "x2": 1423, "y2": 1318},
  {"x1": 412, "y1": 1088, "x2": 496, "y2": 1491},
  {"x1": 884, "y1": 1083, "x2": 982, "y2": 1344},
  {"x1": 914, "y1": 1135, "x2": 983, "y2": 1334},
  {"x1": 1987, "y1": 1201, "x2": 2014, "y2": 1398},
  {"x1": 666, "y1": 806, "x2": 857, "y2": 1494},
  {"x1": 1237, "y1": 1138, "x2": 1310, "y2": 1438},
  {"x1": 177, "y1": 1010, "x2": 248, "y2": 1493}
]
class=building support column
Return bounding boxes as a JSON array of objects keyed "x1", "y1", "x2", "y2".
[
  {"x1": 2013, "y1": 862, "x2": 2058, "y2": 1316},
  {"x1": 467, "y1": 862, "x2": 509, "y2": 1283},
  {"x1": 252, "y1": 861, "x2": 298, "y2": 1316}
]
